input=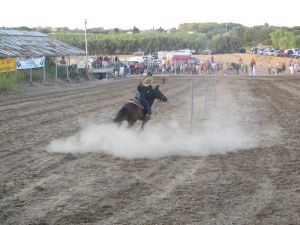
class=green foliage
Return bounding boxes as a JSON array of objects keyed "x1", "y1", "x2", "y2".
[
  {"x1": 270, "y1": 29, "x2": 296, "y2": 49},
  {"x1": 0, "y1": 73, "x2": 16, "y2": 92},
  {"x1": 50, "y1": 32, "x2": 208, "y2": 54},
  {"x1": 47, "y1": 23, "x2": 300, "y2": 54},
  {"x1": 210, "y1": 34, "x2": 242, "y2": 53},
  {"x1": 295, "y1": 35, "x2": 300, "y2": 47},
  {"x1": 178, "y1": 22, "x2": 243, "y2": 36}
]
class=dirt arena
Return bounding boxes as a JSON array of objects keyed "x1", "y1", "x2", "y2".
[{"x1": 0, "y1": 74, "x2": 299, "y2": 224}]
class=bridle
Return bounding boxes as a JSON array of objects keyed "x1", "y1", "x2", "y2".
[{"x1": 152, "y1": 90, "x2": 166, "y2": 114}]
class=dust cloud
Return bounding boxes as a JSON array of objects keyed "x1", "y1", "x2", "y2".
[
  {"x1": 47, "y1": 83, "x2": 266, "y2": 159},
  {"x1": 47, "y1": 118, "x2": 259, "y2": 159}
]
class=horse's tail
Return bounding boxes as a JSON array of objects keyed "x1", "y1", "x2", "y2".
[{"x1": 113, "y1": 107, "x2": 128, "y2": 123}]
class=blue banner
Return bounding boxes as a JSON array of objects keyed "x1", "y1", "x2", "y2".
[{"x1": 17, "y1": 57, "x2": 45, "y2": 69}]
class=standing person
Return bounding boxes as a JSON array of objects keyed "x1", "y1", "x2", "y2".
[
  {"x1": 282, "y1": 62, "x2": 286, "y2": 74},
  {"x1": 135, "y1": 76, "x2": 154, "y2": 119},
  {"x1": 289, "y1": 60, "x2": 294, "y2": 75},
  {"x1": 276, "y1": 62, "x2": 281, "y2": 75},
  {"x1": 238, "y1": 56, "x2": 243, "y2": 74},
  {"x1": 267, "y1": 61, "x2": 272, "y2": 74},
  {"x1": 294, "y1": 61, "x2": 299, "y2": 73},
  {"x1": 96, "y1": 57, "x2": 101, "y2": 69},
  {"x1": 250, "y1": 58, "x2": 256, "y2": 76}
]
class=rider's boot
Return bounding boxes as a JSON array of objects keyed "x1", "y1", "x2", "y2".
[
  {"x1": 143, "y1": 105, "x2": 151, "y2": 120},
  {"x1": 144, "y1": 113, "x2": 151, "y2": 120}
]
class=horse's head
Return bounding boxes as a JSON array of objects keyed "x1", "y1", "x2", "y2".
[{"x1": 153, "y1": 85, "x2": 167, "y2": 102}]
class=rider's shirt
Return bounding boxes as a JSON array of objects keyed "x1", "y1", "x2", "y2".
[{"x1": 136, "y1": 82, "x2": 153, "y2": 98}]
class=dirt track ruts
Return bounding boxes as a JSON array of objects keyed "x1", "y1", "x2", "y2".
[{"x1": 0, "y1": 75, "x2": 299, "y2": 225}]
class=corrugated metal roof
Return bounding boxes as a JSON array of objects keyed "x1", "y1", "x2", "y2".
[
  {"x1": 0, "y1": 29, "x2": 86, "y2": 58},
  {"x1": 0, "y1": 30, "x2": 48, "y2": 37}
]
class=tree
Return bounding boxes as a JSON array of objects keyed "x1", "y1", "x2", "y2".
[
  {"x1": 210, "y1": 34, "x2": 242, "y2": 53},
  {"x1": 113, "y1": 28, "x2": 120, "y2": 34},
  {"x1": 169, "y1": 28, "x2": 177, "y2": 33},
  {"x1": 295, "y1": 35, "x2": 300, "y2": 47},
  {"x1": 16, "y1": 26, "x2": 32, "y2": 31},
  {"x1": 132, "y1": 26, "x2": 140, "y2": 33},
  {"x1": 156, "y1": 27, "x2": 165, "y2": 33},
  {"x1": 56, "y1": 27, "x2": 70, "y2": 32},
  {"x1": 270, "y1": 29, "x2": 295, "y2": 49}
]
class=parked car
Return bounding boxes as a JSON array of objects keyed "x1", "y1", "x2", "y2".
[
  {"x1": 251, "y1": 47, "x2": 258, "y2": 54},
  {"x1": 284, "y1": 49, "x2": 294, "y2": 57},
  {"x1": 153, "y1": 59, "x2": 165, "y2": 65},
  {"x1": 179, "y1": 49, "x2": 195, "y2": 54},
  {"x1": 188, "y1": 57, "x2": 200, "y2": 64},
  {"x1": 257, "y1": 48, "x2": 265, "y2": 55},
  {"x1": 150, "y1": 52, "x2": 158, "y2": 59},
  {"x1": 263, "y1": 48, "x2": 275, "y2": 56},
  {"x1": 291, "y1": 49, "x2": 300, "y2": 58},
  {"x1": 273, "y1": 49, "x2": 284, "y2": 57},
  {"x1": 239, "y1": 47, "x2": 246, "y2": 53},
  {"x1": 133, "y1": 50, "x2": 144, "y2": 56},
  {"x1": 199, "y1": 50, "x2": 212, "y2": 55}
]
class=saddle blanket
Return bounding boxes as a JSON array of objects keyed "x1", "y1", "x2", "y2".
[{"x1": 128, "y1": 98, "x2": 144, "y2": 109}]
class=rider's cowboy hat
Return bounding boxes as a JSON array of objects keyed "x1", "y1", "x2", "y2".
[{"x1": 142, "y1": 76, "x2": 153, "y2": 87}]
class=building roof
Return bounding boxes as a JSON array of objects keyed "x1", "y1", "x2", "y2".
[{"x1": 0, "y1": 29, "x2": 86, "y2": 58}]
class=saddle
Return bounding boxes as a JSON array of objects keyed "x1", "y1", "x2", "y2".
[{"x1": 128, "y1": 98, "x2": 144, "y2": 109}]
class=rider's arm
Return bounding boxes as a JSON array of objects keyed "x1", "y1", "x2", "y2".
[{"x1": 137, "y1": 83, "x2": 147, "y2": 96}]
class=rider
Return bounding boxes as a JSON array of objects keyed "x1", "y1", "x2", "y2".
[{"x1": 135, "y1": 75, "x2": 153, "y2": 119}]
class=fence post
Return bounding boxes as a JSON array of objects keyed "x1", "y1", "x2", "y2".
[
  {"x1": 29, "y1": 68, "x2": 32, "y2": 84},
  {"x1": 191, "y1": 79, "x2": 194, "y2": 132},
  {"x1": 76, "y1": 64, "x2": 80, "y2": 80},
  {"x1": 55, "y1": 63, "x2": 58, "y2": 80},
  {"x1": 214, "y1": 74, "x2": 217, "y2": 104},
  {"x1": 204, "y1": 75, "x2": 208, "y2": 115},
  {"x1": 14, "y1": 69, "x2": 18, "y2": 82},
  {"x1": 66, "y1": 64, "x2": 70, "y2": 81},
  {"x1": 43, "y1": 61, "x2": 46, "y2": 83}
]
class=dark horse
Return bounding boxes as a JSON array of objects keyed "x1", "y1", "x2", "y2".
[{"x1": 113, "y1": 85, "x2": 167, "y2": 129}]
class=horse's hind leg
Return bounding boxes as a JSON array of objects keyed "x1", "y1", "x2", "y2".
[{"x1": 127, "y1": 121, "x2": 135, "y2": 129}]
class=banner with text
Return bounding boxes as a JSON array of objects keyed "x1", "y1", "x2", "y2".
[
  {"x1": 17, "y1": 56, "x2": 45, "y2": 69},
  {"x1": 0, "y1": 58, "x2": 16, "y2": 73},
  {"x1": 77, "y1": 61, "x2": 87, "y2": 69}
]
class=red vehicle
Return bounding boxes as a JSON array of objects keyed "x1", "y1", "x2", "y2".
[{"x1": 170, "y1": 54, "x2": 190, "y2": 62}]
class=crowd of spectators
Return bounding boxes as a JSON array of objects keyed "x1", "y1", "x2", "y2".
[
  {"x1": 87, "y1": 54, "x2": 300, "y2": 78},
  {"x1": 88, "y1": 55, "x2": 120, "y2": 69},
  {"x1": 266, "y1": 60, "x2": 300, "y2": 75}
]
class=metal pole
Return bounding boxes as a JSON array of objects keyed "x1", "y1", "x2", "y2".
[
  {"x1": 55, "y1": 62, "x2": 58, "y2": 80},
  {"x1": 29, "y1": 68, "x2": 32, "y2": 84},
  {"x1": 175, "y1": 61, "x2": 177, "y2": 75},
  {"x1": 191, "y1": 80, "x2": 194, "y2": 132},
  {"x1": 84, "y1": 19, "x2": 88, "y2": 77},
  {"x1": 76, "y1": 64, "x2": 80, "y2": 80},
  {"x1": 66, "y1": 64, "x2": 70, "y2": 81},
  {"x1": 214, "y1": 74, "x2": 217, "y2": 104},
  {"x1": 43, "y1": 58, "x2": 46, "y2": 83},
  {"x1": 14, "y1": 69, "x2": 18, "y2": 82},
  {"x1": 204, "y1": 75, "x2": 208, "y2": 115}
]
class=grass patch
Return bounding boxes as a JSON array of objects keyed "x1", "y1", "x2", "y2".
[{"x1": 0, "y1": 73, "x2": 16, "y2": 92}]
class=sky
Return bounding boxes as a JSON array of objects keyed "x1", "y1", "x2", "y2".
[{"x1": 1, "y1": 0, "x2": 299, "y2": 30}]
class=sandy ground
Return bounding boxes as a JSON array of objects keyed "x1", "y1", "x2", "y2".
[{"x1": 0, "y1": 74, "x2": 299, "y2": 225}]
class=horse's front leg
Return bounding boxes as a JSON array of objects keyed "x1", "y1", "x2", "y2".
[{"x1": 141, "y1": 118, "x2": 150, "y2": 130}]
